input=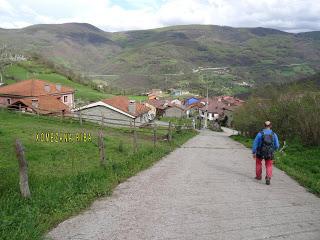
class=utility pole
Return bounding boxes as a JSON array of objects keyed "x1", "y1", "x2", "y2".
[
  {"x1": 203, "y1": 73, "x2": 208, "y2": 129},
  {"x1": 204, "y1": 84, "x2": 208, "y2": 128}
]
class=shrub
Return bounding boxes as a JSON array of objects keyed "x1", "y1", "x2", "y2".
[{"x1": 233, "y1": 87, "x2": 320, "y2": 146}]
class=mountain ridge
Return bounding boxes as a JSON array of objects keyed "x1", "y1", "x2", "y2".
[{"x1": 0, "y1": 23, "x2": 319, "y2": 93}]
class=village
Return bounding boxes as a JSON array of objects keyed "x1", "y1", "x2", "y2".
[
  {"x1": 0, "y1": 79, "x2": 244, "y2": 129},
  {"x1": 1, "y1": 3, "x2": 320, "y2": 238}
]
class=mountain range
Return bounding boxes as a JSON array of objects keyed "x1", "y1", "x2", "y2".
[{"x1": 0, "y1": 23, "x2": 319, "y2": 94}]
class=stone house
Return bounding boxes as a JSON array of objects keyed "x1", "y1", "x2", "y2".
[
  {"x1": 145, "y1": 99, "x2": 168, "y2": 119},
  {"x1": 185, "y1": 102, "x2": 204, "y2": 118},
  {"x1": 147, "y1": 89, "x2": 163, "y2": 100},
  {"x1": 164, "y1": 104, "x2": 186, "y2": 118},
  {"x1": 73, "y1": 96, "x2": 150, "y2": 127},
  {"x1": 199, "y1": 97, "x2": 242, "y2": 127},
  {"x1": 199, "y1": 99, "x2": 226, "y2": 121}
]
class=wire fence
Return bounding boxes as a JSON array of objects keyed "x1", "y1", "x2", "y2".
[
  {"x1": 4, "y1": 105, "x2": 196, "y2": 199},
  {"x1": 5, "y1": 106, "x2": 195, "y2": 147},
  {"x1": 6, "y1": 106, "x2": 193, "y2": 128}
]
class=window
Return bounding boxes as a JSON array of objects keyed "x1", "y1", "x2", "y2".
[
  {"x1": 63, "y1": 96, "x2": 68, "y2": 103},
  {"x1": 7, "y1": 98, "x2": 11, "y2": 104},
  {"x1": 31, "y1": 99, "x2": 39, "y2": 108}
]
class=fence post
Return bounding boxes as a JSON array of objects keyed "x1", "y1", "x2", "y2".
[
  {"x1": 79, "y1": 111, "x2": 83, "y2": 126},
  {"x1": 153, "y1": 123, "x2": 157, "y2": 147},
  {"x1": 15, "y1": 139, "x2": 31, "y2": 198},
  {"x1": 98, "y1": 130, "x2": 106, "y2": 167},
  {"x1": 133, "y1": 119, "x2": 138, "y2": 152},
  {"x1": 100, "y1": 113, "x2": 104, "y2": 127},
  {"x1": 18, "y1": 103, "x2": 22, "y2": 115},
  {"x1": 168, "y1": 121, "x2": 172, "y2": 142}
]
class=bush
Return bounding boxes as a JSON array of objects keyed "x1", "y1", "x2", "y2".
[{"x1": 233, "y1": 88, "x2": 320, "y2": 146}]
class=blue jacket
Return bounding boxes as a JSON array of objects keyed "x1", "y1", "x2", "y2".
[{"x1": 252, "y1": 129, "x2": 280, "y2": 154}]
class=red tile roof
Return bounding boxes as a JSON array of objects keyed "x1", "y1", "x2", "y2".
[
  {"x1": 185, "y1": 102, "x2": 205, "y2": 110},
  {"x1": 146, "y1": 99, "x2": 167, "y2": 109},
  {"x1": 11, "y1": 95, "x2": 69, "y2": 114},
  {"x1": 200, "y1": 99, "x2": 227, "y2": 114},
  {"x1": 0, "y1": 79, "x2": 74, "y2": 97},
  {"x1": 102, "y1": 96, "x2": 150, "y2": 117}
]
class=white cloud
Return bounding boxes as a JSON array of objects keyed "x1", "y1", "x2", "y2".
[
  {"x1": 0, "y1": 0, "x2": 319, "y2": 32},
  {"x1": 0, "y1": 0, "x2": 14, "y2": 15}
]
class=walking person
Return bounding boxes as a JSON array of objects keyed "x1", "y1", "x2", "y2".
[{"x1": 252, "y1": 121, "x2": 280, "y2": 185}]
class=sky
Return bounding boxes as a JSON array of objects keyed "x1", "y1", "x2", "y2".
[{"x1": 0, "y1": 0, "x2": 320, "y2": 33}]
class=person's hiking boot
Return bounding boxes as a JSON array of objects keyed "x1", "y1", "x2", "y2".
[
  {"x1": 266, "y1": 177, "x2": 271, "y2": 185},
  {"x1": 255, "y1": 176, "x2": 262, "y2": 180}
]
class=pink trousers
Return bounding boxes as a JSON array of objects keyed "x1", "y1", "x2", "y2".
[{"x1": 256, "y1": 158, "x2": 273, "y2": 179}]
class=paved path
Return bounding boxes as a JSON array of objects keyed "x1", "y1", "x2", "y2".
[{"x1": 48, "y1": 130, "x2": 320, "y2": 240}]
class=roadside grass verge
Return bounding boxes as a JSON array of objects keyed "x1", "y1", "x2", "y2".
[
  {"x1": 230, "y1": 135, "x2": 320, "y2": 196},
  {"x1": 0, "y1": 110, "x2": 197, "y2": 240}
]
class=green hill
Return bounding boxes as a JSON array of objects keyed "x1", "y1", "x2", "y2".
[
  {"x1": 2, "y1": 60, "x2": 146, "y2": 103},
  {"x1": 3, "y1": 60, "x2": 112, "y2": 103},
  {"x1": 1, "y1": 23, "x2": 319, "y2": 94}
]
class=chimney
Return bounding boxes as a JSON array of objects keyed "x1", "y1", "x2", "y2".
[
  {"x1": 31, "y1": 99, "x2": 38, "y2": 108},
  {"x1": 56, "y1": 84, "x2": 62, "y2": 92},
  {"x1": 128, "y1": 100, "x2": 136, "y2": 115},
  {"x1": 44, "y1": 84, "x2": 51, "y2": 93}
]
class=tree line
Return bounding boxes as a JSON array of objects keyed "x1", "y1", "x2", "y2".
[{"x1": 233, "y1": 73, "x2": 320, "y2": 146}]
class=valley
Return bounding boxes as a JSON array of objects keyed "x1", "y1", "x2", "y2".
[{"x1": 1, "y1": 23, "x2": 319, "y2": 94}]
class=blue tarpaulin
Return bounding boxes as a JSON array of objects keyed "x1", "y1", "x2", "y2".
[{"x1": 186, "y1": 97, "x2": 200, "y2": 106}]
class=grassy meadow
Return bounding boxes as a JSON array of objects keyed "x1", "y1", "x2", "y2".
[{"x1": 0, "y1": 110, "x2": 197, "y2": 240}]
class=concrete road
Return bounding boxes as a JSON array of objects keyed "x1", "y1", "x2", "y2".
[{"x1": 48, "y1": 130, "x2": 320, "y2": 240}]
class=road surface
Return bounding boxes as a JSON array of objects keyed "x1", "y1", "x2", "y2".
[{"x1": 48, "y1": 129, "x2": 320, "y2": 240}]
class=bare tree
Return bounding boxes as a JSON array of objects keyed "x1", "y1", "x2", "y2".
[{"x1": 0, "y1": 44, "x2": 17, "y2": 83}]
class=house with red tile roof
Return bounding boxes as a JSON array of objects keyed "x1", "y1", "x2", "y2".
[
  {"x1": 9, "y1": 95, "x2": 70, "y2": 115},
  {"x1": 73, "y1": 96, "x2": 150, "y2": 126},
  {"x1": 145, "y1": 99, "x2": 168, "y2": 119},
  {"x1": 198, "y1": 96, "x2": 245, "y2": 127},
  {"x1": 185, "y1": 101, "x2": 205, "y2": 118},
  {"x1": 199, "y1": 99, "x2": 228, "y2": 121},
  {"x1": 0, "y1": 79, "x2": 75, "y2": 115},
  {"x1": 217, "y1": 96, "x2": 245, "y2": 107}
]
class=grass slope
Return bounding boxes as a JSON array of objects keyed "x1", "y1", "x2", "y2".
[
  {"x1": 0, "y1": 110, "x2": 197, "y2": 239},
  {"x1": 4, "y1": 61, "x2": 111, "y2": 102},
  {"x1": 231, "y1": 135, "x2": 320, "y2": 196},
  {"x1": 3, "y1": 61, "x2": 146, "y2": 102}
]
